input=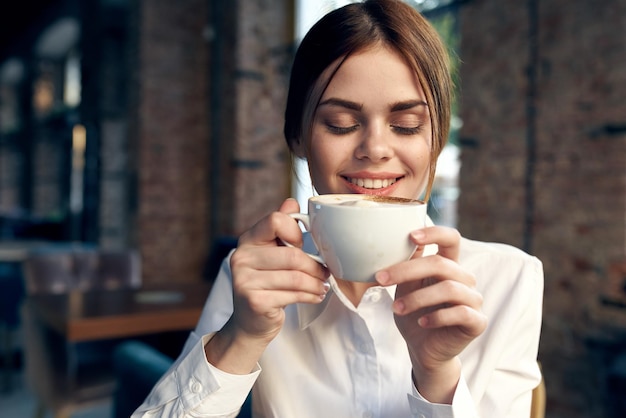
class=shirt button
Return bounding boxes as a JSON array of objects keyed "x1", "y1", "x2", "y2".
[
  {"x1": 190, "y1": 381, "x2": 202, "y2": 393},
  {"x1": 369, "y1": 291, "x2": 381, "y2": 303},
  {"x1": 359, "y1": 342, "x2": 370, "y2": 354}
]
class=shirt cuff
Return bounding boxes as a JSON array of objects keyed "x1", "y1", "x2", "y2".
[
  {"x1": 407, "y1": 372, "x2": 478, "y2": 418},
  {"x1": 177, "y1": 333, "x2": 261, "y2": 415}
]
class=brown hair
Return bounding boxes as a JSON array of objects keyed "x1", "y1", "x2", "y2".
[{"x1": 283, "y1": 0, "x2": 453, "y2": 200}]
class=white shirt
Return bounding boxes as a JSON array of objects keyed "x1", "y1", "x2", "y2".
[{"x1": 133, "y1": 232, "x2": 543, "y2": 418}]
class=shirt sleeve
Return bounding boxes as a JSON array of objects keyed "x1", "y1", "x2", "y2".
[
  {"x1": 132, "y1": 254, "x2": 262, "y2": 418},
  {"x1": 407, "y1": 372, "x2": 478, "y2": 418}
]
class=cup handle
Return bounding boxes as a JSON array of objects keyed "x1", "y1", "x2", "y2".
[{"x1": 283, "y1": 213, "x2": 325, "y2": 265}]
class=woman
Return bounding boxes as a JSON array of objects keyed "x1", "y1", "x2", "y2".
[{"x1": 134, "y1": 1, "x2": 543, "y2": 416}]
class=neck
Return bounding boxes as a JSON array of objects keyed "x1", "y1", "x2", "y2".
[{"x1": 334, "y1": 278, "x2": 378, "y2": 307}]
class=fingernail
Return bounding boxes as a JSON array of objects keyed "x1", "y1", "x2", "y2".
[
  {"x1": 393, "y1": 300, "x2": 404, "y2": 314},
  {"x1": 418, "y1": 316, "x2": 428, "y2": 327},
  {"x1": 376, "y1": 271, "x2": 390, "y2": 285},
  {"x1": 323, "y1": 281, "x2": 331, "y2": 293},
  {"x1": 411, "y1": 230, "x2": 425, "y2": 241}
]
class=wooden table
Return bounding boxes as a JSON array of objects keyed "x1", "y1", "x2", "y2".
[{"x1": 28, "y1": 283, "x2": 212, "y2": 342}]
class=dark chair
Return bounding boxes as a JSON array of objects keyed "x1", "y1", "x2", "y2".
[
  {"x1": 75, "y1": 249, "x2": 142, "y2": 290},
  {"x1": 0, "y1": 262, "x2": 24, "y2": 392},
  {"x1": 22, "y1": 250, "x2": 75, "y2": 294},
  {"x1": 22, "y1": 299, "x2": 117, "y2": 418},
  {"x1": 112, "y1": 341, "x2": 174, "y2": 418},
  {"x1": 608, "y1": 354, "x2": 626, "y2": 417},
  {"x1": 21, "y1": 247, "x2": 141, "y2": 418},
  {"x1": 112, "y1": 340, "x2": 252, "y2": 418}
]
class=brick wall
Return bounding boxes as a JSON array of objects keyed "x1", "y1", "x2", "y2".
[
  {"x1": 231, "y1": 0, "x2": 293, "y2": 232},
  {"x1": 131, "y1": 0, "x2": 292, "y2": 284},
  {"x1": 132, "y1": 0, "x2": 211, "y2": 284},
  {"x1": 458, "y1": 0, "x2": 626, "y2": 416}
]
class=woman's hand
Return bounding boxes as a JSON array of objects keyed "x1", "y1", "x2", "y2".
[
  {"x1": 375, "y1": 226, "x2": 487, "y2": 403},
  {"x1": 205, "y1": 198, "x2": 329, "y2": 374},
  {"x1": 229, "y1": 198, "x2": 330, "y2": 340}
]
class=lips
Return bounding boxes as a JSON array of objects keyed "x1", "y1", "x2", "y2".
[{"x1": 345, "y1": 177, "x2": 398, "y2": 189}]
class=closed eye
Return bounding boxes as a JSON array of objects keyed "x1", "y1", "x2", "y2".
[
  {"x1": 326, "y1": 123, "x2": 360, "y2": 135},
  {"x1": 391, "y1": 125, "x2": 424, "y2": 135}
]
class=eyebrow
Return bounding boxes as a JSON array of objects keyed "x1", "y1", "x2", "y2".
[
  {"x1": 390, "y1": 100, "x2": 428, "y2": 112},
  {"x1": 317, "y1": 98, "x2": 428, "y2": 112},
  {"x1": 317, "y1": 98, "x2": 362, "y2": 111}
]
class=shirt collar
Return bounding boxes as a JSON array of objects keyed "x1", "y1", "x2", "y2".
[{"x1": 296, "y1": 279, "x2": 397, "y2": 330}]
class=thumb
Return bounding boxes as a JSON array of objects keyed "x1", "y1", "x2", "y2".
[
  {"x1": 276, "y1": 198, "x2": 304, "y2": 248},
  {"x1": 278, "y1": 197, "x2": 301, "y2": 214}
]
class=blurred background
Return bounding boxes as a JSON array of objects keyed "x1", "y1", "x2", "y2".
[{"x1": 0, "y1": 0, "x2": 624, "y2": 417}]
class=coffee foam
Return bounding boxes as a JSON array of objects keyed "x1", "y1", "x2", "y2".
[
  {"x1": 338, "y1": 199, "x2": 382, "y2": 207},
  {"x1": 313, "y1": 194, "x2": 421, "y2": 206}
]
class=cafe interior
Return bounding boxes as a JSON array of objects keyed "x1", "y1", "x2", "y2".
[{"x1": 0, "y1": 0, "x2": 625, "y2": 417}]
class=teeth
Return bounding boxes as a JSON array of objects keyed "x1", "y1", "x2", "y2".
[{"x1": 348, "y1": 177, "x2": 396, "y2": 189}]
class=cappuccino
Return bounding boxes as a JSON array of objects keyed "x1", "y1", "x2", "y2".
[
  {"x1": 290, "y1": 194, "x2": 426, "y2": 282},
  {"x1": 313, "y1": 194, "x2": 421, "y2": 207}
]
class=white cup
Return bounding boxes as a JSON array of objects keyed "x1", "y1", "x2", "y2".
[{"x1": 289, "y1": 194, "x2": 427, "y2": 283}]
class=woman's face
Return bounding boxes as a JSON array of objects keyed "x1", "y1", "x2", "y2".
[{"x1": 305, "y1": 45, "x2": 432, "y2": 200}]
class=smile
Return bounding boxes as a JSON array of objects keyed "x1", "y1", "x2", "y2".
[{"x1": 346, "y1": 177, "x2": 398, "y2": 189}]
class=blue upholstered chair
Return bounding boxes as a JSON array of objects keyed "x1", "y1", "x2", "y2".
[
  {"x1": 112, "y1": 340, "x2": 252, "y2": 418},
  {"x1": 0, "y1": 262, "x2": 24, "y2": 392},
  {"x1": 112, "y1": 236, "x2": 242, "y2": 417}
]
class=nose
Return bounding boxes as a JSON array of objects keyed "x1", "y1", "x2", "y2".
[{"x1": 354, "y1": 124, "x2": 393, "y2": 162}]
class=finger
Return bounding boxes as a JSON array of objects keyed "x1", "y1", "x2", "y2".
[
  {"x1": 278, "y1": 197, "x2": 300, "y2": 214},
  {"x1": 417, "y1": 304, "x2": 488, "y2": 338},
  {"x1": 410, "y1": 226, "x2": 461, "y2": 262},
  {"x1": 238, "y1": 199, "x2": 304, "y2": 248},
  {"x1": 236, "y1": 267, "x2": 330, "y2": 295},
  {"x1": 377, "y1": 255, "x2": 476, "y2": 287},
  {"x1": 276, "y1": 198, "x2": 310, "y2": 248},
  {"x1": 244, "y1": 288, "x2": 329, "y2": 313},
  {"x1": 392, "y1": 280, "x2": 483, "y2": 316},
  {"x1": 409, "y1": 240, "x2": 425, "y2": 260},
  {"x1": 231, "y1": 246, "x2": 329, "y2": 282}
]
